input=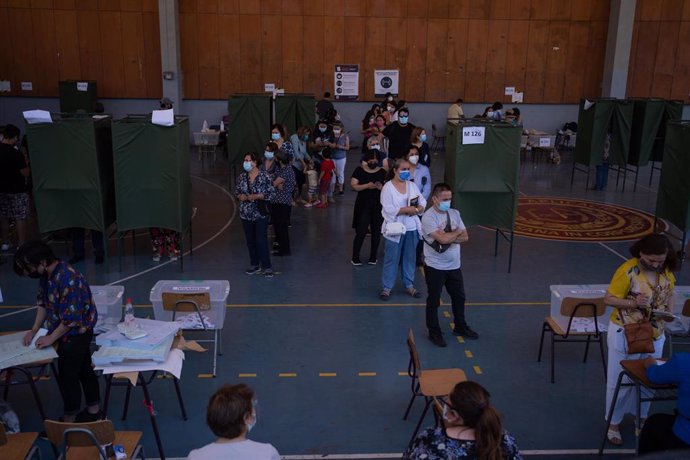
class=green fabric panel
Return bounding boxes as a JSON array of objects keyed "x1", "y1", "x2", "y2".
[
  {"x1": 227, "y1": 95, "x2": 271, "y2": 166},
  {"x1": 58, "y1": 80, "x2": 98, "y2": 113},
  {"x1": 444, "y1": 121, "x2": 521, "y2": 229},
  {"x1": 629, "y1": 99, "x2": 666, "y2": 167},
  {"x1": 608, "y1": 100, "x2": 633, "y2": 166},
  {"x1": 655, "y1": 121, "x2": 690, "y2": 232},
  {"x1": 574, "y1": 99, "x2": 616, "y2": 166},
  {"x1": 651, "y1": 100, "x2": 684, "y2": 162},
  {"x1": 112, "y1": 116, "x2": 191, "y2": 233},
  {"x1": 275, "y1": 95, "x2": 316, "y2": 133},
  {"x1": 25, "y1": 117, "x2": 114, "y2": 234},
  {"x1": 295, "y1": 96, "x2": 316, "y2": 129}
]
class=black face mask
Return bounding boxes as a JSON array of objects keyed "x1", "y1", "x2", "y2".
[
  {"x1": 27, "y1": 271, "x2": 42, "y2": 279},
  {"x1": 367, "y1": 162, "x2": 378, "y2": 169},
  {"x1": 639, "y1": 258, "x2": 665, "y2": 273}
]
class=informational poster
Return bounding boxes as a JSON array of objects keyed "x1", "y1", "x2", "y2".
[
  {"x1": 334, "y1": 64, "x2": 358, "y2": 100},
  {"x1": 462, "y1": 126, "x2": 485, "y2": 145},
  {"x1": 21, "y1": 82, "x2": 33, "y2": 91},
  {"x1": 374, "y1": 69, "x2": 399, "y2": 97},
  {"x1": 77, "y1": 82, "x2": 89, "y2": 92}
]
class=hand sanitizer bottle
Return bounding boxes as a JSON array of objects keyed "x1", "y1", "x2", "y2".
[{"x1": 124, "y1": 298, "x2": 135, "y2": 326}]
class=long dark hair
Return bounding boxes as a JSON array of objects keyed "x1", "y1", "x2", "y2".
[
  {"x1": 449, "y1": 381, "x2": 505, "y2": 460},
  {"x1": 630, "y1": 233, "x2": 678, "y2": 272}
]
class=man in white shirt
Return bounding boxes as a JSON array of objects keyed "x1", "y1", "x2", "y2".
[
  {"x1": 421, "y1": 183, "x2": 478, "y2": 347},
  {"x1": 447, "y1": 98, "x2": 464, "y2": 125}
]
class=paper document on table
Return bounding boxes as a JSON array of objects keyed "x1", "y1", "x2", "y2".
[
  {"x1": 29, "y1": 328, "x2": 48, "y2": 348},
  {"x1": 23, "y1": 110, "x2": 53, "y2": 124},
  {"x1": 0, "y1": 331, "x2": 58, "y2": 370},
  {"x1": 97, "y1": 348, "x2": 184, "y2": 380}
]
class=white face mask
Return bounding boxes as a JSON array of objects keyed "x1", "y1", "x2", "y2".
[
  {"x1": 333, "y1": 129, "x2": 341, "y2": 136},
  {"x1": 409, "y1": 155, "x2": 419, "y2": 165},
  {"x1": 370, "y1": 144, "x2": 381, "y2": 151},
  {"x1": 246, "y1": 411, "x2": 257, "y2": 433}
]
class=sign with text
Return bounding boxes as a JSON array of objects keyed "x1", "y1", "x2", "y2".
[
  {"x1": 77, "y1": 82, "x2": 88, "y2": 92},
  {"x1": 462, "y1": 126, "x2": 485, "y2": 145},
  {"x1": 539, "y1": 137, "x2": 551, "y2": 147},
  {"x1": 374, "y1": 69, "x2": 399, "y2": 97},
  {"x1": 334, "y1": 64, "x2": 359, "y2": 100}
]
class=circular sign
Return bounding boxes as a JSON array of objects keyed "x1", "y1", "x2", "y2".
[
  {"x1": 514, "y1": 196, "x2": 666, "y2": 242},
  {"x1": 380, "y1": 77, "x2": 393, "y2": 89},
  {"x1": 336, "y1": 73, "x2": 342, "y2": 79}
]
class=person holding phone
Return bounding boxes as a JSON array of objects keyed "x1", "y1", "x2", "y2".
[{"x1": 350, "y1": 151, "x2": 386, "y2": 266}]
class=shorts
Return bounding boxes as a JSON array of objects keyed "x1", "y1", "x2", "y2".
[
  {"x1": 319, "y1": 179, "x2": 330, "y2": 195},
  {"x1": 0, "y1": 193, "x2": 30, "y2": 219},
  {"x1": 308, "y1": 185, "x2": 317, "y2": 196}
]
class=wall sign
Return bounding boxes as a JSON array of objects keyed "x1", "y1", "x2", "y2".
[
  {"x1": 334, "y1": 64, "x2": 358, "y2": 100},
  {"x1": 462, "y1": 126, "x2": 485, "y2": 145}
]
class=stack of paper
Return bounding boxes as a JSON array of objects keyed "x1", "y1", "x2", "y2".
[
  {"x1": 93, "y1": 318, "x2": 180, "y2": 366},
  {"x1": 0, "y1": 329, "x2": 58, "y2": 370}
]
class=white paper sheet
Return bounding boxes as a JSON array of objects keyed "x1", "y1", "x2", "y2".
[
  {"x1": 23, "y1": 110, "x2": 53, "y2": 124},
  {"x1": 511, "y1": 91, "x2": 524, "y2": 103},
  {"x1": 151, "y1": 109, "x2": 174, "y2": 127},
  {"x1": 0, "y1": 331, "x2": 58, "y2": 370},
  {"x1": 96, "y1": 348, "x2": 184, "y2": 380}
]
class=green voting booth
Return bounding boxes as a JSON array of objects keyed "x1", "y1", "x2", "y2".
[
  {"x1": 58, "y1": 80, "x2": 98, "y2": 113},
  {"x1": 227, "y1": 95, "x2": 271, "y2": 177},
  {"x1": 275, "y1": 94, "x2": 316, "y2": 134},
  {"x1": 445, "y1": 120, "x2": 521, "y2": 271},
  {"x1": 25, "y1": 114, "x2": 115, "y2": 258},
  {"x1": 655, "y1": 121, "x2": 690, "y2": 260},
  {"x1": 112, "y1": 115, "x2": 192, "y2": 270}
]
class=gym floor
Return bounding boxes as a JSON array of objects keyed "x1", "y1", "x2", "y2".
[{"x1": 0, "y1": 146, "x2": 686, "y2": 459}]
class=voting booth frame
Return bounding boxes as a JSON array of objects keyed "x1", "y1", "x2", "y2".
[
  {"x1": 444, "y1": 121, "x2": 522, "y2": 272},
  {"x1": 58, "y1": 80, "x2": 98, "y2": 114},
  {"x1": 571, "y1": 98, "x2": 682, "y2": 192},
  {"x1": 655, "y1": 120, "x2": 690, "y2": 264},
  {"x1": 226, "y1": 93, "x2": 316, "y2": 186},
  {"x1": 25, "y1": 114, "x2": 193, "y2": 271}
]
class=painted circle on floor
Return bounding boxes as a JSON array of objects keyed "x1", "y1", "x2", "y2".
[{"x1": 515, "y1": 196, "x2": 666, "y2": 242}]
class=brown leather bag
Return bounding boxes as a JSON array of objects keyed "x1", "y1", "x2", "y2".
[{"x1": 624, "y1": 321, "x2": 654, "y2": 354}]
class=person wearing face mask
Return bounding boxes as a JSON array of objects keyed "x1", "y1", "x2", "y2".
[
  {"x1": 383, "y1": 101, "x2": 397, "y2": 125},
  {"x1": 383, "y1": 108, "x2": 415, "y2": 161},
  {"x1": 269, "y1": 123, "x2": 294, "y2": 163},
  {"x1": 350, "y1": 151, "x2": 386, "y2": 266},
  {"x1": 187, "y1": 384, "x2": 280, "y2": 460},
  {"x1": 410, "y1": 126, "x2": 431, "y2": 168},
  {"x1": 331, "y1": 122, "x2": 350, "y2": 196},
  {"x1": 15, "y1": 241, "x2": 101, "y2": 423},
  {"x1": 308, "y1": 119, "x2": 335, "y2": 164},
  {"x1": 404, "y1": 381, "x2": 522, "y2": 460},
  {"x1": 421, "y1": 183, "x2": 476, "y2": 347},
  {"x1": 260, "y1": 142, "x2": 279, "y2": 180},
  {"x1": 379, "y1": 158, "x2": 426, "y2": 301},
  {"x1": 289, "y1": 126, "x2": 312, "y2": 204},
  {"x1": 236, "y1": 152, "x2": 275, "y2": 278},
  {"x1": 361, "y1": 135, "x2": 387, "y2": 170},
  {"x1": 269, "y1": 150, "x2": 295, "y2": 257},
  {"x1": 603, "y1": 233, "x2": 679, "y2": 446},
  {"x1": 406, "y1": 146, "x2": 431, "y2": 267}
]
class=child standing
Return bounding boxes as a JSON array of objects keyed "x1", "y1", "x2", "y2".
[
  {"x1": 316, "y1": 148, "x2": 335, "y2": 209},
  {"x1": 304, "y1": 161, "x2": 319, "y2": 208}
]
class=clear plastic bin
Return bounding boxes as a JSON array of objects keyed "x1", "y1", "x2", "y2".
[
  {"x1": 91, "y1": 285, "x2": 124, "y2": 331},
  {"x1": 549, "y1": 285, "x2": 612, "y2": 332},
  {"x1": 149, "y1": 280, "x2": 230, "y2": 329}
]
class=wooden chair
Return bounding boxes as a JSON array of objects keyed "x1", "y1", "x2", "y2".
[
  {"x1": 0, "y1": 424, "x2": 40, "y2": 460},
  {"x1": 403, "y1": 329, "x2": 466, "y2": 449},
  {"x1": 537, "y1": 296, "x2": 607, "y2": 383},
  {"x1": 44, "y1": 419, "x2": 144, "y2": 460},
  {"x1": 430, "y1": 124, "x2": 446, "y2": 154},
  {"x1": 667, "y1": 299, "x2": 690, "y2": 355},
  {"x1": 161, "y1": 291, "x2": 221, "y2": 376}
]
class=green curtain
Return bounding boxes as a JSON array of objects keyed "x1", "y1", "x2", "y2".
[
  {"x1": 651, "y1": 100, "x2": 684, "y2": 163},
  {"x1": 655, "y1": 121, "x2": 690, "y2": 232},
  {"x1": 609, "y1": 100, "x2": 633, "y2": 166},
  {"x1": 26, "y1": 116, "x2": 114, "y2": 234},
  {"x1": 444, "y1": 121, "x2": 521, "y2": 229},
  {"x1": 275, "y1": 95, "x2": 316, "y2": 134},
  {"x1": 58, "y1": 80, "x2": 98, "y2": 113},
  {"x1": 227, "y1": 95, "x2": 271, "y2": 166},
  {"x1": 574, "y1": 98, "x2": 632, "y2": 167},
  {"x1": 629, "y1": 99, "x2": 666, "y2": 167},
  {"x1": 112, "y1": 116, "x2": 191, "y2": 234}
]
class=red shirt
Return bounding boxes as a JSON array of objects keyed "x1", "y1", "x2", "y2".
[{"x1": 320, "y1": 159, "x2": 335, "y2": 183}]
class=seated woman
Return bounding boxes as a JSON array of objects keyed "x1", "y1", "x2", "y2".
[
  {"x1": 187, "y1": 384, "x2": 280, "y2": 459},
  {"x1": 404, "y1": 381, "x2": 522, "y2": 460}
]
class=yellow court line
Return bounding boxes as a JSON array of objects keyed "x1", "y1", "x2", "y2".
[
  {"x1": 449, "y1": 322, "x2": 455, "y2": 329},
  {"x1": 457, "y1": 336, "x2": 465, "y2": 344},
  {"x1": 473, "y1": 366, "x2": 483, "y2": 375},
  {"x1": 319, "y1": 373, "x2": 337, "y2": 377},
  {"x1": 38, "y1": 376, "x2": 51, "y2": 381},
  {"x1": 358, "y1": 372, "x2": 377, "y2": 377},
  {"x1": 465, "y1": 350, "x2": 473, "y2": 358},
  {"x1": 238, "y1": 373, "x2": 257, "y2": 378},
  {"x1": 443, "y1": 311, "x2": 451, "y2": 318},
  {"x1": 197, "y1": 373, "x2": 214, "y2": 379},
  {"x1": 398, "y1": 372, "x2": 408, "y2": 376},
  {"x1": 278, "y1": 373, "x2": 297, "y2": 378}
]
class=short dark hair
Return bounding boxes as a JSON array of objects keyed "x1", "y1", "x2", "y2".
[
  {"x1": 456, "y1": 98, "x2": 464, "y2": 104},
  {"x1": 322, "y1": 147, "x2": 332, "y2": 159},
  {"x1": 206, "y1": 384, "x2": 254, "y2": 440},
  {"x1": 363, "y1": 150, "x2": 378, "y2": 161},
  {"x1": 2, "y1": 124, "x2": 20, "y2": 141},
  {"x1": 243, "y1": 152, "x2": 259, "y2": 163},
  {"x1": 491, "y1": 101, "x2": 503, "y2": 110},
  {"x1": 270, "y1": 123, "x2": 286, "y2": 139},
  {"x1": 432, "y1": 182, "x2": 452, "y2": 197},
  {"x1": 264, "y1": 142, "x2": 278, "y2": 153},
  {"x1": 324, "y1": 91, "x2": 331, "y2": 98},
  {"x1": 398, "y1": 108, "x2": 409, "y2": 116},
  {"x1": 14, "y1": 241, "x2": 57, "y2": 276},
  {"x1": 630, "y1": 233, "x2": 678, "y2": 272}
]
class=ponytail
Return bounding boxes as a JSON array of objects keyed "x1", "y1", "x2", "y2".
[{"x1": 474, "y1": 405, "x2": 504, "y2": 460}]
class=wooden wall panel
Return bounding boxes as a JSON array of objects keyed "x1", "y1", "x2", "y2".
[
  {"x1": 343, "y1": 17, "x2": 366, "y2": 98},
  {"x1": 53, "y1": 9, "x2": 81, "y2": 80},
  {"x1": 99, "y1": 11, "x2": 125, "y2": 97},
  {"x1": 282, "y1": 14, "x2": 304, "y2": 93},
  {"x1": 564, "y1": 22, "x2": 590, "y2": 103},
  {"x1": 10, "y1": 8, "x2": 38, "y2": 94},
  {"x1": 32, "y1": 9, "x2": 59, "y2": 96},
  {"x1": 524, "y1": 20, "x2": 548, "y2": 102},
  {"x1": 121, "y1": 12, "x2": 147, "y2": 98},
  {"x1": 405, "y1": 17, "x2": 428, "y2": 101},
  {"x1": 198, "y1": 13, "x2": 221, "y2": 98},
  {"x1": 76, "y1": 10, "x2": 102, "y2": 83},
  {"x1": 261, "y1": 15, "x2": 283, "y2": 92},
  {"x1": 0, "y1": 8, "x2": 16, "y2": 94},
  {"x1": 302, "y1": 15, "x2": 324, "y2": 95},
  {"x1": 464, "y1": 19, "x2": 488, "y2": 101},
  {"x1": 179, "y1": 12, "x2": 199, "y2": 98},
  {"x1": 542, "y1": 21, "x2": 569, "y2": 102},
  {"x1": 651, "y1": 20, "x2": 680, "y2": 98},
  {"x1": 142, "y1": 12, "x2": 162, "y2": 98},
  {"x1": 323, "y1": 15, "x2": 345, "y2": 96},
  {"x1": 363, "y1": 17, "x2": 386, "y2": 99},
  {"x1": 504, "y1": 20, "x2": 529, "y2": 102},
  {"x1": 239, "y1": 14, "x2": 261, "y2": 92},
  {"x1": 583, "y1": 20, "x2": 607, "y2": 98},
  {"x1": 424, "y1": 19, "x2": 448, "y2": 102},
  {"x1": 219, "y1": 14, "x2": 241, "y2": 97},
  {"x1": 484, "y1": 19, "x2": 508, "y2": 101},
  {"x1": 445, "y1": 18, "x2": 468, "y2": 102}
]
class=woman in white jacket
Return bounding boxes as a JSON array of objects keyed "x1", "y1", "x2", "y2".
[{"x1": 379, "y1": 158, "x2": 426, "y2": 301}]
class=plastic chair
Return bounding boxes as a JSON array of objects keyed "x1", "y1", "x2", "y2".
[
  {"x1": 0, "y1": 424, "x2": 40, "y2": 460},
  {"x1": 537, "y1": 296, "x2": 607, "y2": 383},
  {"x1": 430, "y1": 124, "x2": 446, "y2": 154},
  {"x1": 44, "y1": 419, "x2": 144, "y2": 460},
  {"x1": 403, "y1": 329, "x2": 466, "y2": 448},
  {"x1": 667, "y1": 299, "x2": 690, "y2": 355},
  {"x1": 161, "y1": 291, "x2": 222, "y2": 376}
]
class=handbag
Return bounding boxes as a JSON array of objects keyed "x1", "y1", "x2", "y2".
[
  {"x1": 383, "y1": 221, "x2": 406, "y2": 237},
  {"x1": 624, "y1": 320, "x2": 654, "y2": 354}
]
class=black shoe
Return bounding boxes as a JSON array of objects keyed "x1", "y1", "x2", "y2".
[
  {"x1": 273, "y1": 252, "x2": 290, "y2": 257},
  {"x1": 368, "y1": 259, "x2": 377, "y2": 265},
  {"x1": 68, "y1": 255, "x2": 84, "y2": 264},
  {"x1": 351, "y1": 259, "x2": 363, "y2": 266},
  {"x1": 94, "y1": 255, "x2": 104, "y2": 264},
  {"x1": 75, "y1": 409, "x2": 102, "y2": 423},
  {"x1": 245, "y1": 266, "x2": 261, "y2": 275},
  {"x1": 453, "y1": 326, "x2": 479, "y2": 340},
  {"x1": 429, "y1": 334, "x2": 447, "y2": 348}
]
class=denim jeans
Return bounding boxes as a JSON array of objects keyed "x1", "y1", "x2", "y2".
[
  {"x1": 382, "y1": 230, "x2": 418, "y2": 291},
  {"x1": 595, "y1": 162, "x2": 609, "y2": 190},
  {"x1": 241, "y1": 217, "x2": 271, "y2": 270}
]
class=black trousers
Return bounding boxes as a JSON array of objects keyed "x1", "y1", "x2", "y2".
[
  {"x1": 57, "y1": 331, "x2": 100, "y2": 415},
  {"x1": 271, "y1": 203, "x2": 291, "y2": 255},
  {"x1": 639, "y1": 413, "x2": 690, "y2": 455},
  {"x1": 72, "y1": 228, "x2": 104, "y2": 257},
  {"x1": 424, "y1": 265, "x2": 467, "y2": 336},
  {"x1": 352, "y1": 206, "x2": 382, "y2": 262}
]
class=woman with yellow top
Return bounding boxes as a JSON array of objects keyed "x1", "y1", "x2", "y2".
[{"x1": 603, "y1": 233, "x2": 679, "y2": 446}]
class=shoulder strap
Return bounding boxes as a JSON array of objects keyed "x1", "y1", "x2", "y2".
[{"x1": 445, "y1": 211, "x2": 452, "y2": 232}]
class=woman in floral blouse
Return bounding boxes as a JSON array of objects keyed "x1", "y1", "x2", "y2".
[
  {"x1": 235, "y1": 152, "x2": 275, "y2": 278},
  {"x1": 404, "y1": 381, "x2": 522, "y2": 460}
]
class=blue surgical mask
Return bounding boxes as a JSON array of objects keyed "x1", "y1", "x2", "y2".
[
  {"x1": 271, "y1": 132, "x2": 281, "y2": 140},
  {"x1": 303, "y1": 134, "x2": 309, "y2": 141},
  {"x1": 319, "y1": 126, "x2": 327, "y2": 133},
  {"x1": 399, "y1": 170, "x2": 411, "y2": 181},
  {"x1": 243, "y1": 161, "x2": 253, "y2": 172},
  {"x1": 264, "y1": 151, "x2": 274, "y2": 160},
  {"x1": 399, "y1": 116, "x2": 408, "y2": 124},
  {"x1": 420, "y1": 134, "x2": 427, "y2": 142},
  {"x1": 438, "y1": 200, "x2": 451, "y2": 212}
]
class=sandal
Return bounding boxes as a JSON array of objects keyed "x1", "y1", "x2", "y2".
[
  {"x1": 379, "y1": 289, "x2": 391, "y2": 301},
  {"x1": 607, "y1": 426, "x2": 622, "y2": 446},
  {"x1": 406, "y1": 287, "x2": 422, "y2": 299}
]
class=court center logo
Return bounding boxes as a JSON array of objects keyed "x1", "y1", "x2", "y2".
[{"x1": 515, "y1": 196, "x2": 666, "y2": 242}]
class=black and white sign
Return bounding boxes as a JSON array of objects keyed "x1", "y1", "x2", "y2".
[
  {"x1": 334, "y1": 64, "x2": 358, "y2": 100},
  {"x1": 462, "y1": 126, "x2": 485, "y2": 145},
  {"x1": 374, "y1": 69, "x2": 399, "y2": 97}
]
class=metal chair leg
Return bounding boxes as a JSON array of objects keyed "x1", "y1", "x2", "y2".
[
  {"x1": 408, "y1": 397, "x2": 432, "y2": 450},
  {"x1": 403, "y1": 390, "x2": 418, "y2": 420},
  {"x1": 122, "y1": 383, "x2": 132, "y2": 420},
  {"x1": 173, "y1": 377, "x2": 188, "y2": 420},
  {"x1": 537, "y1": 322, "x2": 548, "y2": 362},
  {"x1": 599, "y1": 336, "x2": 607, "y2": 381},
  {"x1": 550, "y1": 330, "x2": 556, "y2": 384},
  {"x1": 583, "y1": 335, "x2": 591, "y2": 363}
]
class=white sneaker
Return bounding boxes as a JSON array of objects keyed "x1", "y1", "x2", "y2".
[{"x1": 1, "y1": 243, "x2": 10, "y2": 251}]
